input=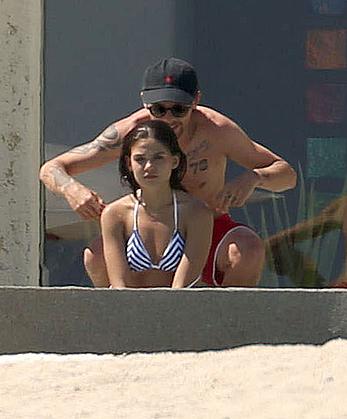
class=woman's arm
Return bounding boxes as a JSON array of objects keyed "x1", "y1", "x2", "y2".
[
  {"x1": 171, "y1": 203, "x2": 213, "y2": 288},
  {"x1": 100, "y1": 202, "x2": 131, "y2": 288}
]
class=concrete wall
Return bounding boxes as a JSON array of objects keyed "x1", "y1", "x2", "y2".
[
  {"x1": 1, "y1": 287, "x2": 346, "y2": 354},
  {"x1": 0, "y1": 1, "x2": 42, "y2": 285}
]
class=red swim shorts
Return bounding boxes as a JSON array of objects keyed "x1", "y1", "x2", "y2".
[{"x1": 201, "y1": 214, "x2": 248, "y2": 286}]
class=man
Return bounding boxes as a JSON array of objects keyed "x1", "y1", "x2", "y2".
[{"x1": 40, "y1": 57, "x2": 297, "y2": 287}]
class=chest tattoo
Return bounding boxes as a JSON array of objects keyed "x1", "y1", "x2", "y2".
[
  {"x1": 188, "y1": 158, "x2": 209, "y2": 175},
  {"x1": 186, "y1": 139, "x2": 209, "y2": 160},
  {"x1": 186, "y1": 139, "x2": 210, "y2": 175}
]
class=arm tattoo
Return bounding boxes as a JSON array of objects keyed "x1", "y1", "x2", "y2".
[
  {"x1": 41, "y1": 162, "x2": 74, "y2": 194},
  {"x1": 69, "y1": 126, "x2": 121, "y2": 154},
  {"x1": 103, "y1": 125, "x2": 119, "y2": 140}
]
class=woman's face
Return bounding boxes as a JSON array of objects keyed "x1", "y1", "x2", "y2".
[{"x1": 127, "y1": 137, "x2": 179, "y2": 188}]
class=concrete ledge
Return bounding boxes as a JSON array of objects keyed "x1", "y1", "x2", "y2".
[{"x1": 0, "y1": 287, "x2": 347, "y2": 354}]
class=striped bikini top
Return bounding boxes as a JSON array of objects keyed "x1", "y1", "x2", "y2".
[{"x1": 126, "y1": 192, "x2": 185, "y2": 272}]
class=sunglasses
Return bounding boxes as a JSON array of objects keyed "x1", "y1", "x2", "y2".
[{"x1": 146, "y1": 103, "x2": 191, "y2": 118}]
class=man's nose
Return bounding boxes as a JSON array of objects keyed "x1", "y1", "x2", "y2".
[{"x1": 160, "y1": 110, "x2": 175, "y2": 121}]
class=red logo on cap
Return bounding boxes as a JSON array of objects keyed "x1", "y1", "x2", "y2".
[{"x1": 164, "y1": 75, "x2": 174, "y2": 84}]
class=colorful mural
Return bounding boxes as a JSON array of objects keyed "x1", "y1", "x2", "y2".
[
  {"x1": 311, "y1": 0, "x2": 347, "y2": 15},
  {"x1": 306, "y1": 83, "x2": 347, "y2": 123},
  {"x1": 306, "y1": 29, "x2": 347, "y2": 69}
]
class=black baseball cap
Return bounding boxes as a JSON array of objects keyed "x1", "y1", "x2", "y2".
[{"x1": 141, "y1": 57, "x2": 199, "y2": 105}]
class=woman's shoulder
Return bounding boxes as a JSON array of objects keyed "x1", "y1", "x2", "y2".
[{"x1": 102, "y1": 194, "x2": 135, "y2": 221}]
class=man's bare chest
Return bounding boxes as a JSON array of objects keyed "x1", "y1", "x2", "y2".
[
  {"x1": 182, "y1": 138, "x2": 223, "y2": 177},
  {"x1": 179, "y1": 137, "x2": 226, "y2": 197},
  {"x1": 184, "y1": 138, "x2": 210, "y2": 176}
]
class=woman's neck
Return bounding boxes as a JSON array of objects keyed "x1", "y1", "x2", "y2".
[{"x1": 138, "y1": 187, "x2": 173, "y2": 211}]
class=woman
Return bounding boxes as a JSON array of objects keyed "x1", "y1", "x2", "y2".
[{"x1": 100, "y1": 120, "x2": 213, "y2": 288}]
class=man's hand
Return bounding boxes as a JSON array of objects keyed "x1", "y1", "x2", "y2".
[
  {"x1": 63, "y1": 181, "x2": 106, "y2": 220},
  {"x1": 214, "y1": 170, "x2": 259, "y2": 213}
]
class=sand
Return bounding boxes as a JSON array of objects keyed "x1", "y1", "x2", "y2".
[{"x1": 1, "y1": 338, "x2": 347, "y2": 419}]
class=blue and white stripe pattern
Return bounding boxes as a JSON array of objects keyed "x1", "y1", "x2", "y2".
[{"x1": 126, "y1": 192, "x2": 185, "y2": 272}]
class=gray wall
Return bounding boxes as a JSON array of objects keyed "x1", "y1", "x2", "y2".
[
  {"x1": 44, "y1": 0, "x2": 191, "y2": 146},
  {"x1": 1, "y1": 287, "x2": 346, "y2": 354},
  {"x1": 0, "y1": 1, "x2": 42, "y2": 285}
]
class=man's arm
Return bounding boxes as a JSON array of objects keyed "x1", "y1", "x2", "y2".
[
  {"x1": 214, "y1": 117, "x2": 297, "y2": 211},
  {"x1": 221, "y1": 119, "x2": 297, "y2": 190},
  {"x1": 40, "y1": 109, "x2": 148, "y2": 219},
  {"x1": 251, "y1": 145, "x2": 297, "y2": 192},
  {"x1": 40, "y1": 123, "x2": 122, "y2": 219}
]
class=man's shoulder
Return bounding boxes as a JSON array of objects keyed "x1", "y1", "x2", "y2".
[
  {"x1": 113, "y1": 108, "x2": 149, "y2": 131},
  {"x1": 194, "y1": 105, "x2": 240, "y2": 132},
  {"x1": 189, "y1": 106, "x2": 251, "y2": 155}
]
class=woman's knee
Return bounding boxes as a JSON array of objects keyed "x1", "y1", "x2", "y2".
[
  {"x1": 83, "y1": 237, "x2": 107, "y2": 278},
  {"x1": 84, "y1": 247, "x2": 100, "y2": 270}
]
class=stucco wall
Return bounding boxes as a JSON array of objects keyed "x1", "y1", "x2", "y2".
[
  {"x1": 1, "y1": 287, "x2": 346, "y2": 354},
  {"x1": 0, "y1": 1, "x2": 42, "y2": 285}
]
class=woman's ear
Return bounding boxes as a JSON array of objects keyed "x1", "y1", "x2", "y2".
[{"x1": 172, "y1": 155, "x2": 180, "y2": 170}]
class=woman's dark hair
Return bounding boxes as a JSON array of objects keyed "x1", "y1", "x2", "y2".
[{"x1": 119, "y1": 120, "x2": 187, "y2": 197}]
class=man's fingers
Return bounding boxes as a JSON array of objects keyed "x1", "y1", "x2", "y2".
[
  {"x1": 98, "y1": 199, "x2": 107, "y2": 212},
  {"x1": 77, "y1": 206, "x2": 100, "y2": 220},
  {"x1": 88, "y1": 202, "x2": 105, "y2": 218},
  {"x1": 65, "y1": 186, "x2": 106, "y2": 219},
  {"x1": 224, "y1": 192, "x2": 244, "y2": 209},
  {"x1": 74, "y1": 199, "x2": 104, "y2": 219}
]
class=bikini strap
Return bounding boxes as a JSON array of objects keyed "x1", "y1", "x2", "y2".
[
  {"x1": 133, "y1": 196, "x2": 140, "y2": 231},
  {"x1": 173, "y1": 191, "x2": 178, "y2": 231}
]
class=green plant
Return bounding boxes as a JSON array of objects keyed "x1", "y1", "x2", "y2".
[{"x1": 247, "y1": 167, "x2": 347, "y2": 288}]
